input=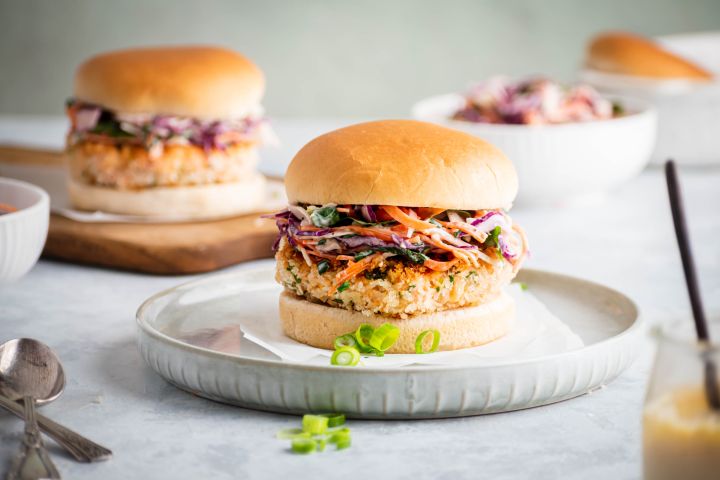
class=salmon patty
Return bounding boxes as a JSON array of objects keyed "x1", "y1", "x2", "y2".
[
  {"x1": 67, "y1": 140, "x2": 258, "y2": 189},
  {"x1": 275, "y1": 239, "x2": 516, "y2": 318}
]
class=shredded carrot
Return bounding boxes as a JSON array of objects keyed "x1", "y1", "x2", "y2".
[
  {"x1": 330, "y1": 254, "x2": 380, "y2": 294},
  {"x1": 421, "y1": 234, "x2": 478, "y2": 267},
  {"x1": 421, "y1": 234, "x2": 469, "y2": 257},
  {"x1": 438, "y1": 220, "x2": 488, "y2": 244},
  {"x1": 344, "y1": 225, "x2": 396, "y2": 242},
  {"x1": 415, "y1": 207, "x2": 446, "y2": 219},
  {"x1": 423, "y1": 258, "x2": 458, "y2": 272},
  {"x1": 301, "y1": 247, "x2": 338, "y2": 261},
  {"x1": 390, "y1": 224, "x2": 413, "y2": 238},
  {"x1": 380, "y1": 206, "x2": 436, "y2": 231},
  {"x1": 297, "y1": 225, "x2": 329, "y2": 232}
]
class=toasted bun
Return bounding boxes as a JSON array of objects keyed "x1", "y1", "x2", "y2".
[
  {"x1": 279, "y1": 290, "x2": 513, "y2": 353},
  {"x1": 67, "y1": 174, "x2": 266, "y2": 219},
  {"x1": 586, "y1": 32, "x2": 713, "y2": 80},
  {"x1": 74, "y1": 46, "x2": 265, "y2": 119},
  {"x1": 285, "y1": 120, "x2": 518, "y2": 210}
]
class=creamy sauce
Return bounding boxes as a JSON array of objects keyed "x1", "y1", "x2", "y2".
[{"x1": 643, "y1": 386, "x2": 720, "y2": 480}]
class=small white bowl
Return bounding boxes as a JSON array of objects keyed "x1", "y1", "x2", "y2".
[
  {"x1": 412, "y1": 94, "x2": 658, "y2": 207},
  {"x1": 0, "y1": 177, "x2": 50, "y2": 283}
]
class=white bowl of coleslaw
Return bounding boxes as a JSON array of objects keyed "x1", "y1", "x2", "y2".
[{"x1": 412, "y1": 80, "x2": 658, "y2": 207}]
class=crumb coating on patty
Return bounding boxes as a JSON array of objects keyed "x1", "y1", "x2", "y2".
[{"x1": 275, "y1": 239, "x2": 516, "y2": 318}]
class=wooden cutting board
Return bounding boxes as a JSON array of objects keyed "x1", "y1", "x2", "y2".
[{"x1": 0, "y1": 145, "x2": 279, "y2": 274}]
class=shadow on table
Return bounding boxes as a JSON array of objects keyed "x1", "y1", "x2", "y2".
[{"x1": 92, "y1": 336, "x2": 290, "y2": 422}]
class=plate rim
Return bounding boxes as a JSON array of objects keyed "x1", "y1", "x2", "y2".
[{"x1": 135, "y1": 264, "x2": 643, "y2": 373}]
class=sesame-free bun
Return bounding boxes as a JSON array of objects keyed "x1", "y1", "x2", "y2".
[
  {"x1": 67, "y1": 173, "x2": 266, "y2": 219},
  {"x1": 284, "y1": 120, "x2": 518, "y2": 210},
  {"x1": 74, "y1": 46, "x2": 265, "y2": 119},
  {"x1": 279, "y1": 290, "x2": 513, "y2": 353},
  {"x1": 586, "y1": 32, "x2": 713, "y2": 80}
]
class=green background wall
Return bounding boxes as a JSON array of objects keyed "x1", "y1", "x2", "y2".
[{"x1": 1, "y1": 0, "x2": 718, "y2": 117}]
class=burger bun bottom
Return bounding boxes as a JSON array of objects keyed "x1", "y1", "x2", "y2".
[
  {"x1": 67, "y1": 173, "x2": 266, "y2": 219},
  {"x1": 279, "y1": 290, "x2": 514, "y2": 353}
]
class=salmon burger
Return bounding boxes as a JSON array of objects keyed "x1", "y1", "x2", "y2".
[{"x1": 269, "y1": 120, "x2": 528, "y2": 353}]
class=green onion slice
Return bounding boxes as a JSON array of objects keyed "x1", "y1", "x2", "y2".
[
  {"x1": 276, "y1": 428, "x2": 311, "y2": 440},
  {"x1": 280, "y1": 416, "x2": 351, "y2": 454},
  {"x1": 369, "y1": 323, "x2": 400, "y2": 352},
  {"x1": 319, "y1": 413, "x2": 346, "y2": 428},
  {"x1": 353, "y1": 250, "x2": 374, "y2": 262},
  {"x1": 330, "y1": 347, "x2": 360, "y2": 367},
  {"x1": 415, "y1": 329, "x2": 440, "y2": 354},
  {"x1": 335, "y1": 437, "x2": 352, "y2": 450},
  {"x1": 302, "y1": 414, "x2": 329, "y2": 435},
  {"x1": 328, "y1": 430, "x2": 351, "y2": 442},
  {"x1": 333, "y1": 335, "x2": 357, "y2": 350},
  {"x1": 328, "y1": 430, "x2": 351, "y2": 445},
  {"x1": 291, "y1": 437, "x2": 317, "y2": 454},
  {"x1": 354, "y1": 324, "x2": 374, "y2": 351}
]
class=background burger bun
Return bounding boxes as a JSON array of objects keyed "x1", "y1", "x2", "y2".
[
  {"x1": 279, "y1": 290, "x2": 514, "y2": 353},
  {"x1": 586, "y1": 32, "x2": 713, "y2": 80},
  {"x1": 284, "y1": 120, "x2": 518, "y2": 210},
  {"x1": 67, "y1": 173, "x2": 266, "y2": 219},
  {"x1": 74, "y1": 46, "x2": 265, "y2": 119}
]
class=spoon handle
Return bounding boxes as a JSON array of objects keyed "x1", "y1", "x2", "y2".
[
  {"x1": 6, "y1": 396, "x2": 61, "y2": 480},
  {"x1": 0, "y1": 394, "x2": 112, "y2": 463}
]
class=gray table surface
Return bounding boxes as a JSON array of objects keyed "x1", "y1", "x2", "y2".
[{"x1": 1, "y1": 118, "x2": 720, "y2": 479}]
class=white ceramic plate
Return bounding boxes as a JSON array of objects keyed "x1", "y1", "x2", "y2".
[{"x1": 136, "y1": 262, "x2": 642, "y2": 418}]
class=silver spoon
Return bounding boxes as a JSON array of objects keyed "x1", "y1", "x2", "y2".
[
  {"x1": 1, "y1": 339, "x2": 63, "y2": 479},
  {"x1": 0, "y1": 339, "x2": 112, "y2": 472}
]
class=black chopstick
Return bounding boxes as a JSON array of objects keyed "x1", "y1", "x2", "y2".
[{"x1": 665, "y1": 159, "x2": 720, "y2": 410}]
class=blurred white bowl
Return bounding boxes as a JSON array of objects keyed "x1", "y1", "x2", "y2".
[
  {"x1": 412, "y1": 94, "x2": 657, "y2": 207},
  {"x1": 580, "y1": 32, "x2": 720, "y2": 166},
  {"x1": 0, "y1": 177, "x2": 49, "y2": 283}
]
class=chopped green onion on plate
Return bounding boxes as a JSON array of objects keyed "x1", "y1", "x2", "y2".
[
  {"x1": 331, "y1": 347, "x2": 360, "y2": 366},
  {"x1": 279, "y1": 414, "x2": 352, "y2": 454}
]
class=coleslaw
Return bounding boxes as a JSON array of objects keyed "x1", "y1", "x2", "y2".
[
  {"x1": 66, "y1": 99, "x2": 271, "y2": 155},
  {"x1": 453, "y1": 76, "x2": 621, "y2": 125},
  {"x1": 268, "y1": 204, "x2": 528, "y2": 291}
]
